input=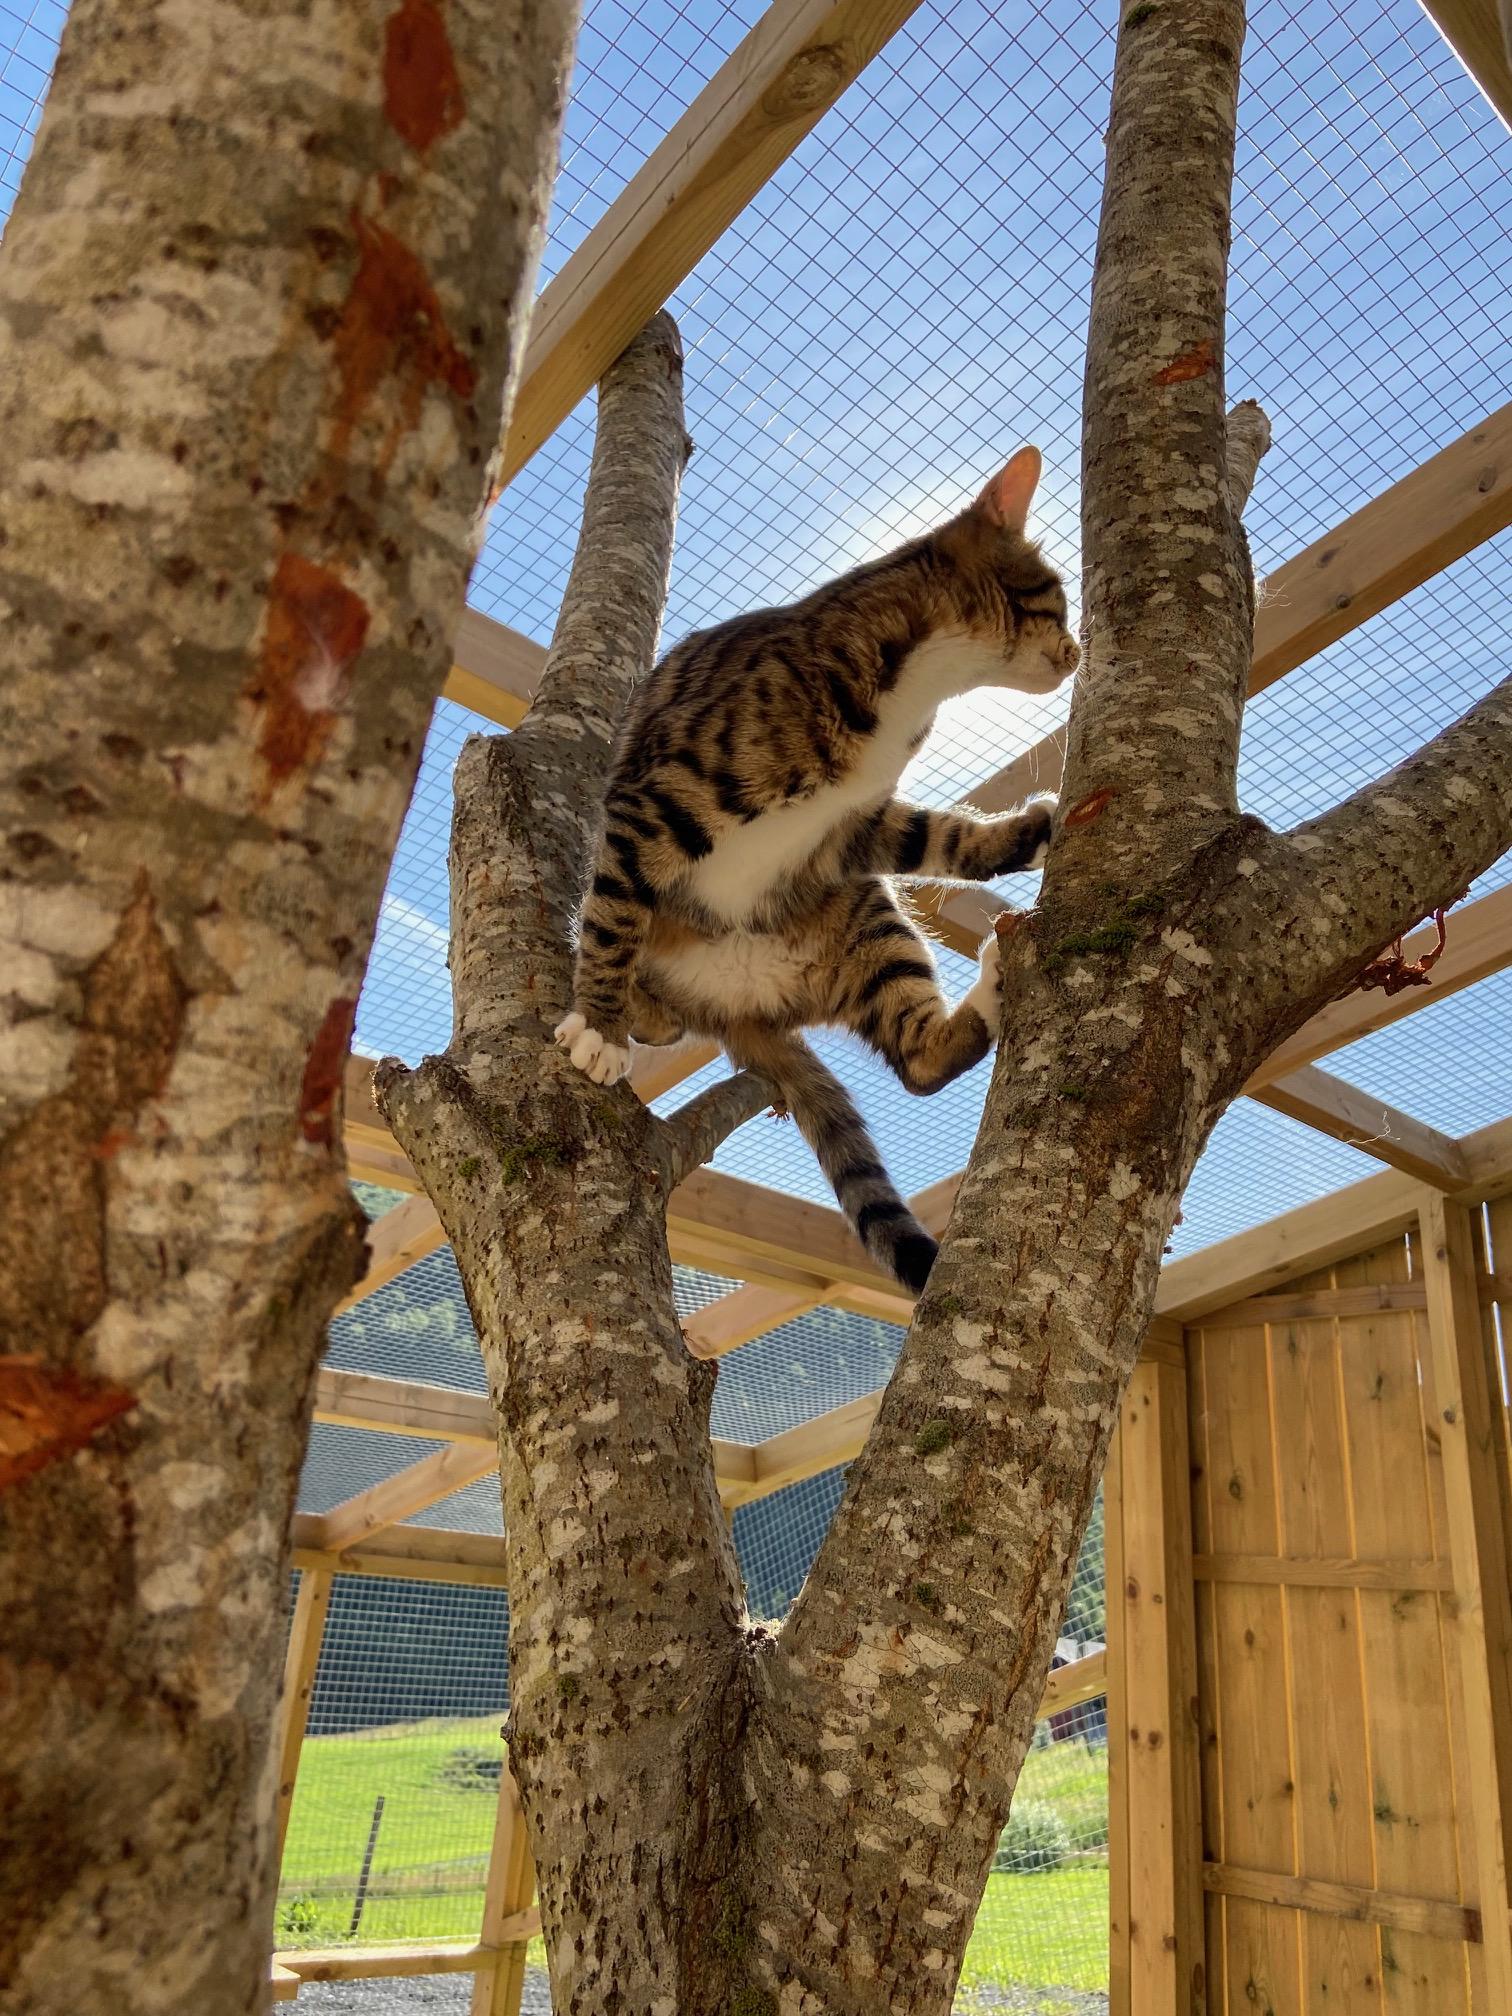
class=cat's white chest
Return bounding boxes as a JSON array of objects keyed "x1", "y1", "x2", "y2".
[{"x1": 684, "y1": 644, "x2": 977, "y2": 924}]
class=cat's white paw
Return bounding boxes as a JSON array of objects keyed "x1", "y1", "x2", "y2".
[
  {"x1": 1024, "y1": 795, "x2": 1056, "y2": 870},
  {"x1": 962, "y1": 933, "x2": 1003, "y2": 1026},
  {"x1": 554, "y1": 1013, "x2": 632, "y2": 1086},
  {"x1": 553, "y1": 1011, "x2": 587, "y2": 1050}
]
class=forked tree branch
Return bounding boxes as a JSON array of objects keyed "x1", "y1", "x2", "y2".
[{"x1": 655, "y1": 1069, "x2": 777, "y2": 1192}]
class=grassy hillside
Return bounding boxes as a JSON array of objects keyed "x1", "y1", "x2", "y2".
[{"x1": 278, "y1": 1716, "x2": 1109, "y2": 1992}]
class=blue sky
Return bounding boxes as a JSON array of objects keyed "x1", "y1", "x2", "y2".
[{"x1": 4, "y1": 0, "x2": 1509, "y2": 1259}]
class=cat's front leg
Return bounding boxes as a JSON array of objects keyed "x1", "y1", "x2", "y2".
[
  {"x1": 553, "y1": 848, "x2": 655, "y2": 1086},
  {"x1": 859, "y1": 796, "x2": 1055, "y2": 882}
]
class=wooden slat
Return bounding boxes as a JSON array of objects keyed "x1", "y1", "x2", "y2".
[
  {"x1": 683, "y1": 1284, "x2": 822, "y2": 1359},
  {"x1": 292, "y1": 1513, "x2": 509, "y2": 1587},
  {"x1": 472, "y1": 1762, "x2": 537, "y2": 2016},
  {"x1": 499, "y1": 0, "x2": 931, "y2": 489},
  {"x1": 314, "y1": 1441, "x2": 502, "y2": 1552},
  {"x1": 270, "y1": 1962, "x2": 301, "y2": 2003},
  {"x1": 1108, "y1": 1357, "x2": 1203, "y2": 2014},
  {"x1": 278, "y1": 1944, "x2": 494, "y2": 1982},
  {"x1": 956, "y1": 402, "x2": 1512, "y2": 824},
  {"x1": 1200, "y1": 1864, "x2": 1481, "y2": 1945},
  {"x1": 275, "y1": 1568, "x2": 332, "y2": 1863},
  {"x1": 1421, "y1": 0, "x2": 1512, "y2": 128},
  {"x1": 1038, "y1": 1648, "x2": 1108, "y2": 1718},
  {"x1": 315, "y1": 1367, "x2": 495, "y2": 1445},
  {"x1": 1105, "y1": 1414, "x2": 1132, "y2": 2016},
  {"x1": 1419, "y1": 1193, "x2": 1512, "y2": 2005},
  {"x1": 1252, "y1": 1064, "x2": 1471, "y2": 1190},
  {"x1": 1159, "y1": 1118, "x2": 1512, "y2": 1321},
  {"x1": 442, "y1": 610, "x2": 543, "y2": 727},
  {"x1": 1192, "y1": 1552, "x2": 1451, "y2": 1591}
]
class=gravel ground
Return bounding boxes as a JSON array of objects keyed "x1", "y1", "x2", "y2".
[{"x1": 293, "y1": 1973, "x2": 1106, "y2": 2015}]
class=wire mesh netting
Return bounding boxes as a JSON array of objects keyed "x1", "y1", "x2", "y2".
[{"x1": 277, "y1": 1571, "x2": 511, "y2": 1952}]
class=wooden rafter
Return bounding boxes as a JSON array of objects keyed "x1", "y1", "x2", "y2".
[
  {"x1": 1420, "y1": 0, "x2": 1512, "y2": 129},
  {"x1": 1249, "y1": 1062, "x2": 1471, "y2": 1190},
  {"x1": 313, "y1": 1440, "x2": 502, "y2": 1553},
  {"x1": 497, "y1": 0, "x2": 932, "y2": 492}
]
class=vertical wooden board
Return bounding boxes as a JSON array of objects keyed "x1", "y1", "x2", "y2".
[
  {"x1": 1195, "y1": 1582, "x2": 1226, "y2": 1864},
  {"x1": 1107, "y1": 1414, "x2": 1131, "y2": 2016},
  {"x1": 1357, "y1": 1590, "x2": 1463, "y2": 1903},
  {"x1": 1188, "y1": 1327, "x2": 1218, "y2": 1557},
  {"x1": 1379, "y1": 1928, "x2": 1472, "y2": 2016},
  {"x1": 276, "y1": 1566, "x2": 332, "y2": 1865},
  {"x1": 1223, "y1": 1898, "x2": 1302, "y2": 2016},
  {"x1": 1268, "y1": 1317, "x2": 1353, "y2": 1559},
  {"x1": 1335, "y1": 1243, "x2": 1436, "y2": 1566},
  {"x1": 1204, "y1": 1891, "x2": 1226, "y2": 2013},
  {"x1": 1420, "y1": 1195, "x2": 1512, "y2": 2009},
  {"x1": 472, "y1": 1762, "x2": 536, "y2": 2016},
  {"x1": 1287, "y1": 1588, "x2": 1375, "y2": 1889},
  {"x1": 1300, "y1": 1917, "x2": 1382, "y2": 2016},
  {"x1": 1211, "y1": 1583, "x2": 1296, "y2": 1876},
  {"x1": 1192, "y1": 1326, "x2": 1281, "y2": 1559}
]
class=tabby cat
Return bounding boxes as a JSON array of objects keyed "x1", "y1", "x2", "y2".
[{"x1": 555, "y1": 446, "x2": 1080, "y2": 1291}]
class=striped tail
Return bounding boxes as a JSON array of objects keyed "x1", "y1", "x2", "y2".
[{"x1": 728, "y1": 1028, "x2": 936, "y2": 1295}]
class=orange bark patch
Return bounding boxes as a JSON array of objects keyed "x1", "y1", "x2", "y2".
[
  {"x1": 384, "y1": 0, "x2": 465, "y2": 155},
  {"x1": 0, "y1": 1356, "x2": 137, "y2": 1492},
  {"x1": 330, "y1": 210, "x2": 477, "y2": 474},
  {"x1": 1063, "y1": 786, "x2": 1118, "y2": 826},
  {"x1": 248, "y1": 553, "x2": 370, "y2": 791},
  {"x1": 1153, "y1": 339, "x2": 1215, "y2": 385},
  {"x1": 300, "y1": 995, "x2": 359, "y2": 1145}
]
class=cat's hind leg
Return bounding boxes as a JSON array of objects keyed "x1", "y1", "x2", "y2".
[{"x1": 829, "y1": 883, "x2": 1001, "y2": 1095}]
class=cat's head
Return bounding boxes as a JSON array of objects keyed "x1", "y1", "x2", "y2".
[{"x1": 934, "y1": 447, "x2": 1081, "y2": 696}]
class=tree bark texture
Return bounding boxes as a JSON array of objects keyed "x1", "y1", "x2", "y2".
[
  {"x1": 380, "y1": 1, "x2": 1512, "y2": 2010},
  {"x1": 0, "y1": 4, "x2": 577, "y2": 2010}
]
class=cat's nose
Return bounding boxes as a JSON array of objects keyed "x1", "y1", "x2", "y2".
[{"x1": 1057, "y1": 636, "x2": 1081, "y2": 674}]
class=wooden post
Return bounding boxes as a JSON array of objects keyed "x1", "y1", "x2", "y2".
[
  {"x1": 1106, "y1": 1351, "x2": 1204, "y2": 2016},
  {"x1": 1418, "y1": 1192, "x2": 1512, "y2": 2008},
  {"x1": 471, "y1": 1757, "x2": 537, "y2": 2016},
  {"x1": 276, "y1": 1567, "x2": 333, "y2": 1863}
]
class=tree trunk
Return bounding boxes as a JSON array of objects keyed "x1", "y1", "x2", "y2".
[
  {"x1": 378, "y1": 0, "x2": 1512, "y2": 2010},
  {"x1": 0, "y1": 4, "x2": 578, "y2": 2009}
]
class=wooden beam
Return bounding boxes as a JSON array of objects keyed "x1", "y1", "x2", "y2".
[
  {"x1": 315, "y1": 1367, "x2": 495, "y2": 1445},
  {"x1": 1418, "y1": 1191, "x2": 1512, "y2": 2002},
  {"x1": 1106, "y1": 1358, "x2": 1203, "y2": 2015},
  {"x1": 292, "y1": 1513, "x2": 509, "y2": 1588},
  {"x1": 1160, "y1": 1116, "x2": 1512, "y2": 1321},
  {"x1": 1421, "y1": 0, "x2": 1512, "y2": 129},
  {"x1": 270, "y1": 1962, "x2": 301, "y2": 2003},
  {"x1": 442, "y1": 610, "x2": 543, "y2": 728},
  {"x1": 1199, "y1": 1863, "x2": 1481, "y2": 1945},
  {"x1": 1251, "y1": 1063, "x2": 1471, "y2": 1190},
  {"x1": 1037, "y1": 1648, "x2": 1108, "y2": 1719},
  {"x1": 498, "y1": 0, "x2": 930, "y2": 491},
  {"x1": 275, "y1": 1567, "x2": 332, "y2": 1863},
  {"x1": 313, "y1": 1441, "x2": 501, "y2": 1552},
  {"x1": 278, "y1": 1944, "x2": 495, "y2": 1983},
  {"x1": 956, "y1": 402, "x2": 1512, "y2": 824},
  {"x1": 472, "y1": 1762, "x2": 537, "y2": 2016},
  {"x1": 1191, "y1": 1552, "x2": 1452, "y2": 1592}
]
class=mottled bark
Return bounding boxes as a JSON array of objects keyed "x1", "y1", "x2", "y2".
[
  {"x1": 379, "y1": 1, "x2": 1512, "y2": 2011},
  {"x1": 0, "y1": 3, "x2": 577, "y2": 2010}
]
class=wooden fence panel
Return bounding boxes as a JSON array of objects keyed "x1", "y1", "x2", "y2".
[{"x1": 1169, "y1": 1232, "x2": 1498, "y2": 2015}]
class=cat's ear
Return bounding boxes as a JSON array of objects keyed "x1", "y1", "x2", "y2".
[{"x1": 974, "y1": 446, "x2": 1042, "y2": 531}]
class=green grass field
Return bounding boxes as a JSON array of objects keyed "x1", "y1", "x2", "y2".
[{"x1": 278, "y1": 1717, "x2": 1109, "y2": 1992}]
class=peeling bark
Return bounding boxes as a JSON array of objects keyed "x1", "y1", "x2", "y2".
[
  {"x1": 0, "y1": 3, "x2": 578, "y2": 2009},
  {"x1": 375, "y1": 0, "x2": 1512, "y2": 2010}
]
